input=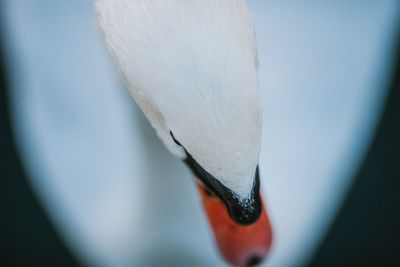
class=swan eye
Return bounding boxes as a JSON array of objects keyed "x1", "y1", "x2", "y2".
[{"x1": 170, "y1": 131, "x2": 182, "y2": 147}]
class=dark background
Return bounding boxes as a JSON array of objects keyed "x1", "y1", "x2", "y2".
[
  {"x1": 308, "y1": 27, "x2": 400, "y2": 266},
  {"x1": 0, "y1": 31, "x2": 78, "y2": 267},
  {"x1": 1, "y1": 17, "x2": 399, "y2": 267}
]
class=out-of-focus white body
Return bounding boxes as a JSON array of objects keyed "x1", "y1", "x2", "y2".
[
  {"x1": 3, "y1": 0, "x2": 398, "y2": 266},
  {"x1": 95, "y1": 0, "x2": 262, "y2": 198}
]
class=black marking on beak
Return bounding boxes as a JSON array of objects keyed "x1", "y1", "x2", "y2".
[{"x1": 170, "y1": 131, "x2": 262, "y2": 225}]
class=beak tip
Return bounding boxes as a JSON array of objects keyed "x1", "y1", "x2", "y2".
[
  {"x1": 244, "y1": 255, "x2": 263, "y2": 267},
  {"x1": 196, "y1": 181, "x2": 273, "y2": 267}
]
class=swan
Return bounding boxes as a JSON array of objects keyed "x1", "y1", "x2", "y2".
[
  {"x1": 95, "y1": 0, "x2": 272, "y2": 266},
  {"x1": 3, "y1": 0, "x2": 396, "y2": 266}
]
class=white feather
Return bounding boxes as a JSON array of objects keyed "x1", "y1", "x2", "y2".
[{"x1": 94, "y1": 0, "x2": 262, "y2": 199}]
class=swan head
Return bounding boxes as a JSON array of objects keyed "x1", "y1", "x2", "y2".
[
  {"x1": 95, "y1": 0, "x2": 263, "y2": 225},
  {"x1": 95, "y1": 1, "x2": 273, "y2": 265}
]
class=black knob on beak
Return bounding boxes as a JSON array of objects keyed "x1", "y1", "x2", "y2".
[{"x1": 225, "y1": 167, "x2": 262, "y2": 225}]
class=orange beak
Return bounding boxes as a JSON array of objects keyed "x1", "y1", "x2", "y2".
[{"x1": 195, "y1": 180, "x2": 273, "y2": 266}]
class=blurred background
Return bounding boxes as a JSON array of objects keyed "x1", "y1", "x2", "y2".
[{"x1": 0, "y1": 1, "x2": 399, "y2": 266}]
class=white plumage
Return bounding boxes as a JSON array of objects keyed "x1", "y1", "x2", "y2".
[{"x1": 95, "y1": 0, "x2": 262, "y2": 198}]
